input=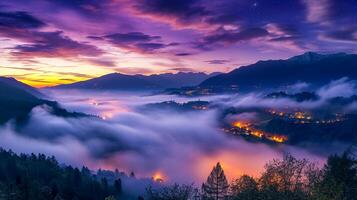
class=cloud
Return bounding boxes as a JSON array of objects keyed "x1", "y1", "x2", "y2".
[
  {"x1": 200, "y1": 27, "x2": 269, "y2": 46},
  {"x1": 169, "y1": 67, "x2": 196, "y2": 72},
  {"x1": 324, "y1": 28, "x2": 357, "y2": 43},
  {"x1": 105, "y1": 32, "x2": 161, "y2": 44},
  {"x1": 0, "y1": 90, "x2": 326, "y2": 184},
  {"x1": 0, "y1": 11, "x2": 104, "y2": 59},
  {"x1": 317, "y1": 77, "x2": 356, "y2": 99},
  {"x1": 134, "y1": 0, "x2": 209, "y2": 26},
  {"x1": 175, "y1": 53, "x2": 193, "y2": 56},
  {"x1": 103, "y1": 32, "x2": 175, "y2": 53},
  {"x1": 286, "y1": 82, "x2": 311, "y2": 93},
  {"x1": 11, "y1": 31, "x2": 104, "y2": 58},
  {"x1": 303, "y1": 0, "x2": 331, "y2": 23},
  {"x1": 303, "y1": 0, "x2": 357, "y2": 27},
  {"x1": 0, "y1": 11, "x2": 46, "y2": 29},
  {"x1": 205, "y1": 59, "x2": 229, "y2": 64}
]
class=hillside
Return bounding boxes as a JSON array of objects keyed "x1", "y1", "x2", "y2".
[
  {"x1": 200, "y1": 52, "x2": 357, "y2": 91},
  {"x1": 0, "y1": 77, "x2": 43, "y2": 97},
  {"x1": 0, "y1": 79, "x2": 86, "y2": 124}
]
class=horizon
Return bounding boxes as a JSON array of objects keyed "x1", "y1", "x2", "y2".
[{"x1": 2, "y1": 51, "x2": 353, "y2": 88}]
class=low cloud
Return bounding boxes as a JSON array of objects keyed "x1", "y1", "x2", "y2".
[
  {"x1": 0, "y1": 90, "x2": 325, "y2": 185},
  {"x1": 317, "y1": 77, "x2": 356, "y2": 99}
]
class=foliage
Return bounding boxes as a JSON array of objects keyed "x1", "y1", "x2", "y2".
[
  {"x1": 311, "y1": 152, "x2": 357, "y2": 200},
  {"x1": 202, "y1": 162, "x2": 229, "y2": 200},
  {"x1": 230, "y1": 175, "x2": 258, "y2": 200},
  {"x1": 146, "y1": 184, "x2": 195, "y2": 200},
  {"x1": 0, "y1": 149, "x2": 119, "y2": 200},
  {"x1": 1, "y1": 148, "x2": 356, "y2": 200}
]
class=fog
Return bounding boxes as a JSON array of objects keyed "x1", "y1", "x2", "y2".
[{"x1": 0, "y1": 88, "x2": 331, "y2": 186}]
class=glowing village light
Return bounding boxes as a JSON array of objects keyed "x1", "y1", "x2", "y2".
[{"x1": 152, "y1": 172, "x2": 164, "y2": 182}]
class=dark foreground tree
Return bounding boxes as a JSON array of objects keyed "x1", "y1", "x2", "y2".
[
  {"x1": 312, "y1": 152, "x2": 357, "y2": 200},
  {"x1": 146, "y1": 184, "x2": 195, "y2": 200},
  {"x1": 230, "y1": 175, "x2": 258, "y2": 200},
  {"x1": 0, "y1": 149, "x2": 117, "y2": 200},
  {"x1": 202, "y1": 162, "x2": 229, "y2": 200},
  {"x1": 259, "y1": 153, "x2": 318, "y2": 200}
]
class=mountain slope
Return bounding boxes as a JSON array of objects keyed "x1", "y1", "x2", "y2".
[
  {"x1": 0, "y1": 76, "x2": 43, "y2": 97},
  {"x1": 53, "y1": 72, "x2": 219, "y2": 90},
  {"x1": 0, "y1": 79, "x2": 86, "y2": 124},
  {"x1": 200, "y1": 52, "x2": 357, "y2": 90}
]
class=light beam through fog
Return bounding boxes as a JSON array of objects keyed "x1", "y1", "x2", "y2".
[{"x1": 0, "y1": 90, "x2": 326, "y2": 184}]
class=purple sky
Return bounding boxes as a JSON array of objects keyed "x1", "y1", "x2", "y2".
[{"x1": 0, "y1": 0, "x2": 356, "y2": 87}]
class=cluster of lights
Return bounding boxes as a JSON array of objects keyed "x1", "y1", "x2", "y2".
[
  {"x1": 229, "y1": 121, "x2": 288, "y2": 143},
  {"x1": 268, "y1": 110, "x2": 345, "y2": 124}
]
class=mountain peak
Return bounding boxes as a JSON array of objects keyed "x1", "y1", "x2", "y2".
[
  {"x1": 288, "y1": 52, "x2": 325, "y2": 62},
  {"x1": 288, "y1": 52, "x2": 348, "y2": 63}
]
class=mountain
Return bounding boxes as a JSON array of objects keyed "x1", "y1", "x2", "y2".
[
  {"x1": 0, "y1": 76, "x2": 43, "y2": 97},
  {"x1": 53, "y1": 72, "x2": 219, "y2": 90},
  {"x1": 265, "y1": 91, "x2": 319, "y2": 102},
  {"x1": 200, "y1": 52, "x2": 357, "y2": 91},
  {"x1": 0, "y1": 78, "x2": 86, "y2": 124}
]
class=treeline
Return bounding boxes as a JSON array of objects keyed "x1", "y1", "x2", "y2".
[
  {"x1": 0, "y1": 148, "x2": 356, "y2": 200},
  {"x1": 148, "y1": 149, "x2": 357, "y2": 200},
  {"x1": 0, "y1": 149, "x2": 122, "y2": 200}
]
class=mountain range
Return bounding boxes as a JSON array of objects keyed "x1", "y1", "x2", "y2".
[
  {"x1": 200, "y1": 52, "x2": 357, "y2": 91},
  {"x1": 53, "y1": 72, "x2": 220, "y2": 90},
  {"x1": 51, "y1": 52, "x2": 357, "y2": 92}
]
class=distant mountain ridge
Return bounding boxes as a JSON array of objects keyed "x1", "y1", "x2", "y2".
[
  {"x1": 200, "y1": 52, "x2": 357, "y2": 91},
  {"x1": 53, "y1": 72, "x2": 220, "y2": 90}
]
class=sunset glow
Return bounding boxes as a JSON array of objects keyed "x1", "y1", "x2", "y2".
[{"x1": 1, "y1": 1, "x2": 355, "y2": 87}]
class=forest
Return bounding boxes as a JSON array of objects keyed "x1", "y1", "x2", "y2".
[{"x1": 0, "y1": 148, "x2": 356, "y2": 200}]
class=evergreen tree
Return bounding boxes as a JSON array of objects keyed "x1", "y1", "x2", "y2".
[
  {"x1": 147, "y1": 184, "x2": 194, "y2": 200},
  {"x1": 114, "y1": 178, "x2": 122, "y2": 196},
  {"x1": 312, "y1": 152, "x2": 357, "y2": 200},
  {"x1": 202, "y1": 162, "x2": 229, "y2": 200}
]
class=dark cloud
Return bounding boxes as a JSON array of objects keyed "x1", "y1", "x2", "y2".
[
  {"x1": 175, "y1": 53, "x2": 193, "y2": 56},
  {"x1": 201, "y1": 27, "x2": 269, "y2": 46},
  {"x1": 103, "y1": 32, "x2": 175, "y2": 53},
  {"x1": 11, "y1": 31, "x2": 103, "y2": 58},
  {"x1": 0, "y1": 11, "x2": 45, "y2": 41},
  {"x1": 0, "y1": 11, "x2": 46, "y2": 29},
  {"x1": 88, "y1": 58, "x2": 117, "y2": 67},
  {"x1": 105, "y1": 32, "x2": 161, "y2": 44},
  {"x1": 170, "y1": 67, "x2": 196, "y2": 72},
  {"x1": 135, "y1": 0, "x2": 209, "y2": 24},
  {"x1": 0, "y1": 11, "x2": 103, "y2": 59},
  {"x1": 135, "y1": 42, "x2": 166, "y2": 51},
  {"x1": 205, "y1": 59, "x2": 229, "y2": 64},
  {"x1": 325, "y1": 28, "x2": 357, "y2": 42}
]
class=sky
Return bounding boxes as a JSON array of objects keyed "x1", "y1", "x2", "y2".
[{"x1": 0, "y1": 0, "x2": 356, "y2": 87}]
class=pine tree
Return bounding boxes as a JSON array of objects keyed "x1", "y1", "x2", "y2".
[
  {"x1": 202, "y1": 162, "x2": 229, "y2": 200},
  {"x1": 114, "y1": 178, "x2": 122, "y2": 195}
]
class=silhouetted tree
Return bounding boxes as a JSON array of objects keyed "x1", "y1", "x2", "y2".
[
  {"x1": 230, "y1": 175, "x2": 258, "y2": 200},
  {"x1": 105, "y1": 195, "x2": 116, "y2": 200},
  {"x1": 147, "y1": 184, "x2": 194, "y2": 200},
  {"x1": 202, "y1": 162, "x2": 229, "y2": 200},
  {"x1": 312, "y1": 152, "x2": 357, "y2": 200},
  {"x1": 259, "y1": 153, "x2": 315, "y2": 200},
  {"x1": 130, "y1": 172, "x2": 136, "y2": 178},
  {"x1": 114, "y1": 178, "x2": 122, "y2": 196},
  {"x1": 0, "y1": 149, "x2": 118, "y2": 200}
]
